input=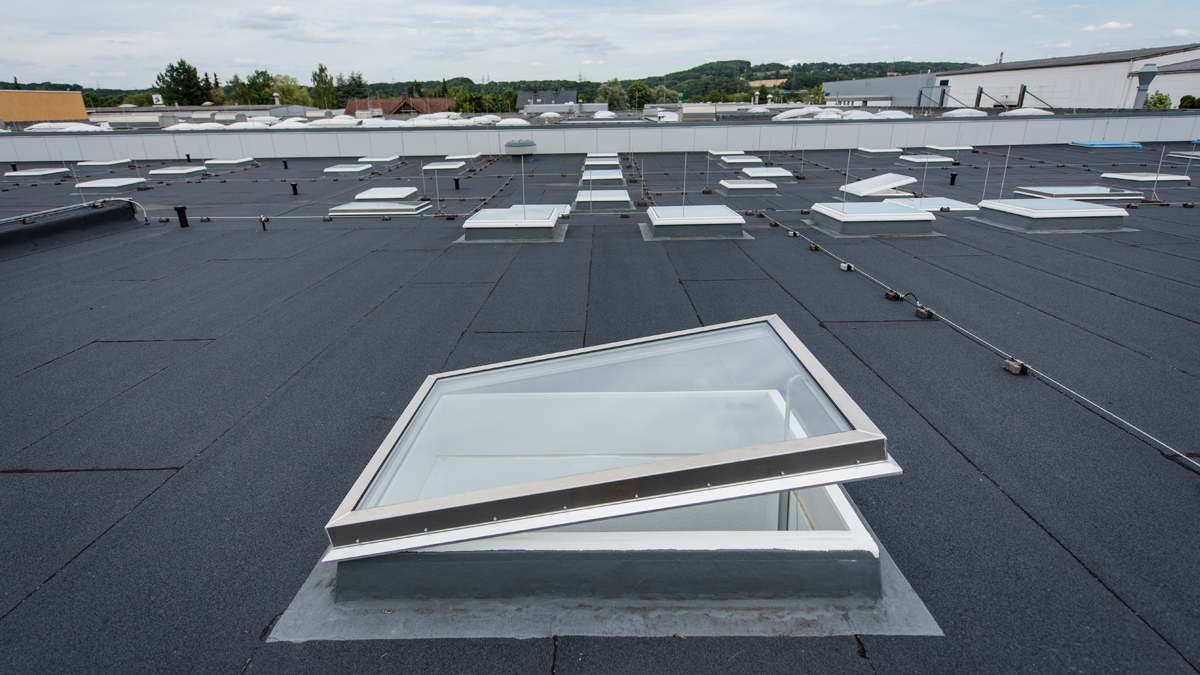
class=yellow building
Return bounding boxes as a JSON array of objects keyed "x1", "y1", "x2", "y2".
[{"x1": 0, "y1": 90, "x2": 89, "y2": 123}]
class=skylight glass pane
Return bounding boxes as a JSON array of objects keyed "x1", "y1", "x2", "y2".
[{"x1": 357, "y1": 323, "x2": 851, "y2": 510}]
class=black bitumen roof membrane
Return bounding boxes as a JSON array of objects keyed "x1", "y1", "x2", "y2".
[{"x1": 2, "y1": 142, "x2": 1199, "y2": 674}]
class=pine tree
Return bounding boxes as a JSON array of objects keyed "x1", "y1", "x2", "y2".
[{"x1": 154, "y1": 59, "x2": 206, "y2": 106}]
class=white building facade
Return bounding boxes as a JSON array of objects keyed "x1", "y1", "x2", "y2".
[{"x1": 939, "y1": 44, "x2": 1200, "y2": 109}]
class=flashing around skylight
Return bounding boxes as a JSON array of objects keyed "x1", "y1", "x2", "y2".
[{"x1": 324, "y1": 316, "x2": 899, "y2": 562}]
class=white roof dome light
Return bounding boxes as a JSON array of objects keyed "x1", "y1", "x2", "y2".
[
  {"x1": 941, "y1": 108, "x2": 987, "y2": 118},
  {"x1": 999, "y1": 107, "x2": 1053, "y2": 117},
  {"x1": 875, "y1": 110, "x2": 913, "y2": 119},
  {"x1": 497, "y1": 118, "x2": 531, "y2": 126},
  {"x1": 593, "y1": 110, "x2": 617, "y2": 119}
]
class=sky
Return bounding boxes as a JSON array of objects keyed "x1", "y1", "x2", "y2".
[{"x1": 3, "y1": 0, "x2": 1199, "y2": 89}]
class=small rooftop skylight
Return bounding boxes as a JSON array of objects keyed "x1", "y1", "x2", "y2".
[
  {"x1": 884, "y1": 197, "x2": 978, "y2": 211},
  {"x1": 75, "y1": 178, "x2": 146, "y2": 195},
  {"x1": 975, "y1": 199, "x2": 1129, "y2": 232},
  {"x1": 323, "y1": 164, "x2": 372, "y2": 174},
  {"x1": 839, "y1": 173, "x2": 917, "y2": 199},
  {"x1": 356, "y1": 187, "x2": 418, "y2": 201},
  {"x1": 810, "y1": 201, "x2": 935, "y2": 236},
  {"x1": 328, "y1": 201, "x2": 431, "y2": 217},
  {"x1": 1013, "y1": 186, "x2": 1143, "y2": 201},
  {"x1": 147, "y1": 166, "x2": 205, "y2": 177},
  {"x1": 4, "y1": 168, "x2": 71, "y2": 181},
  {"x1": 204, "y1": 158, "x2": 254, "y2": 168},
  {"x1": 1101, "y1": 172, "x2": 1190, "y2": 187},
  {"x1": 76, "y1": 159, "x2": 131, "y2": 167},
  {"x1": 741, "y1": 167, "x2": 793, "y2": 179}
]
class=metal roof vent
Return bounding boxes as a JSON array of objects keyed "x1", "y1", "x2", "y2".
[{"x1": 1133, "y1": 64, "x2": 1158, "y2": 109}]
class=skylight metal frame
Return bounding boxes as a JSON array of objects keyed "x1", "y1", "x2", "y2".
[{"x1": 323, "y1": 315, "x2": 898, "y2": 562}]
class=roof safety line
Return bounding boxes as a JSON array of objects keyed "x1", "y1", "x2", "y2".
[{"x1": 766, "y1": 212, "x2": 1200, "y2": 473}]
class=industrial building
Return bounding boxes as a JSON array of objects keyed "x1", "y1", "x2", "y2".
[
  {"x1": 3, "y1": 103, "x2": 1200, "y2": 674},
  {"x1": 0, "y1": 90, "x2": 89, "y2": 124},
  {"x1": 825, "y1": 43, "x2": 1200, "y2": 109}
]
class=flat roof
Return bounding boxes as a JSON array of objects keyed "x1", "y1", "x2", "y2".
[{"x1": 2, "y1": 144, "x2": 1200, "y2": 673}]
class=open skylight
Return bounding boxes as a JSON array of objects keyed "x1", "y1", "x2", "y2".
[{"x1": 324, "y1": 316, "x2": 900, "y2": 562}]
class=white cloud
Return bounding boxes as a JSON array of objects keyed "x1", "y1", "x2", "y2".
[
  {"x1": 530, "y1": 62, "x2": 542, "y2": 66},
  {"x1": 1041, "y1": 42, "x2": 1073, "y2": 48},
  {"x1": 1083, "y1": 21, "x2": 1133, "y2": 31},
  {"x1": 783, "y1": 59, "x2": 803, "y2": 66},
  {"x1": 1169, "y1": 29, "x2": 1199, "y2": 38},
  {"x1": 902, "y1": 56, "x2": 913, "y2": 61},
  {"x1": 1067, "y1": 3, "x2": 1096, "y2": 7},
  {"x1": 1032, "y1": 14, "x2": 1045, "y2": 19},
  {"x1": 909, "y1": 0, "x2": 952, "y2": 6},
  {"x1": 581, "y1": 60, "x2": 605, "y2": 65}
]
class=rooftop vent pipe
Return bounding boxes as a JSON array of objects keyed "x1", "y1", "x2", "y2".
[{"x1": 1133, "y1": 64, "x2": 1158, "y2": 109}]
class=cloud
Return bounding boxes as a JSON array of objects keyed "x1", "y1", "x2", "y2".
[
  {"x1": 239, "y1": 6, "x2": 298, "y2": 30},
  {"x1": 530, "y1": 62, "x2": 542, "y2": 66},
  {"x1": 783, "y1": 59, "x2": 803, "y2": 66},
  {"x1": 582, "y1": 60, "x2": 605, "y2": 65},
  {"x1": 902, "y1": 56, "x2": 913, "y2": 61},
  {"x1": 1041, "y1": 42, "x2": 1073, "y2": 48},
  {"x1": 909, "y1": 0, "x2": 952, "y2": 6},
  {"x1": 1083, "y1": 21, "x2": 1133, "y2": 31},
  {"x1": 1169, "y1": 29, "x2": 1198, "y2": 38},
  {"x1": 1067, "y1": 3, "x2": 1095, "y2": 7},
  {"x1": 1033, "y1": 14, "x2": 1045, "y2": 19}
]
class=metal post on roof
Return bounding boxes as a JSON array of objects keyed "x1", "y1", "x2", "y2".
[
  {"x1": 1151, "y1": 146, "x2": 1166, "y2": 201},
  {"x1": 521, "y1": 154, "x2": 526, "y2": 219},
  {"x1": 682, "y1": 152, "x2": 687, "y2": 216},
  {"x1": 842, "y1": 148, "x2": 851, "y2": 204},
  {"x1": 435, "y1": 168, "x2": 442, "y2": 214},
  {"x1": 1017, "y1": 85, "x2": 1027, "y2": 108},
  {"x1": 982, "y1": 162, "x2": 991, "y2": 202},
  {"x1": 998, "y1": 146, "x2": 1011, "y2": 199}
]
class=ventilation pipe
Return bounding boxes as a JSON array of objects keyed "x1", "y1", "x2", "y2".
[
  {"x1": 1017, "y1": 85, "x2": 1027, "y2": 108},
  {"x1": 273, "y1": 92, "x2": 281, "y2": 106},
  {"x1": 1133, "y1": 64, "x2": 1158, "y2": 109},
  {"x1": 975, "y1": 86, "x2": 983, "y2": 108}
]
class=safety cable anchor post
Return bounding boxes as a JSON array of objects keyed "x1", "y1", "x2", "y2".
[
  {"x1": 839, "y1": 262, "x2": 854, "y2": 272},
  {"x1": 885, "y1": 290, "x2": 902, "y2": 301},
  {"x1": 808, "y1": 243, "x2": 820, "y2": 251},
  {"x1": 1003, "y1": 359, "x2": 1030, "y2": 376},
  {"x1": 915, "y1": 306, "x2": 936, "y2": 320}
]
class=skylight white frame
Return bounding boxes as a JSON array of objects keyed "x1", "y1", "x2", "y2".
[
  {"x1": 978, "y1": 199, "x2": 1129, "y2": 218},
  {"x1": 204, "y1": 157, "x2": 254, "y2": 167},
  {"x1": 147, "y1": 166, "x2": 205, "y2": 176},
  {"x1": 811, "y1": 202, "x2": 935, "y2": 222},
  {"x1": 741, "y1": 167, "x2": 793, "y2": 178},
  {"x1": 323, "y1": 316, "x2": 899, "y2": 562}
]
